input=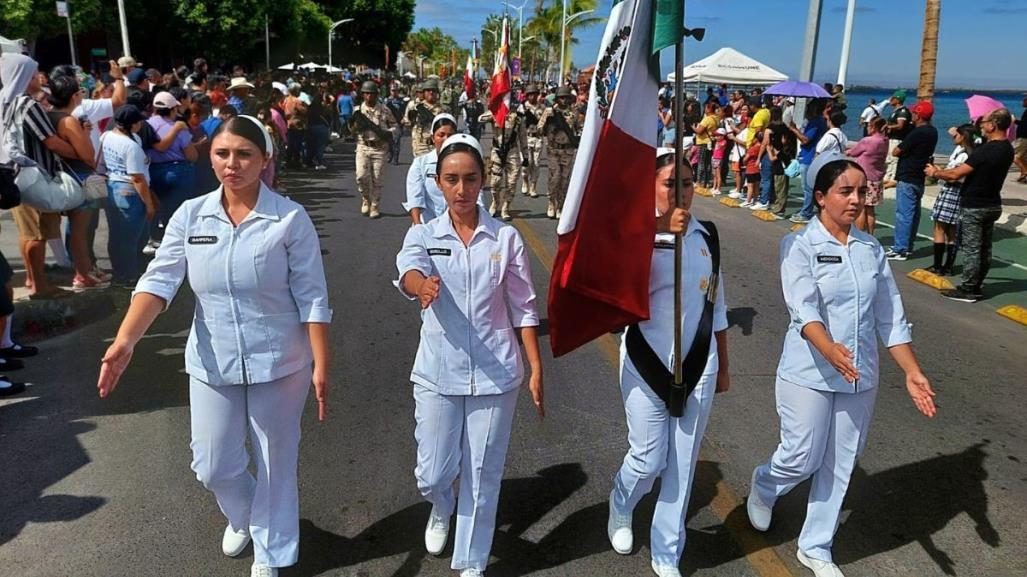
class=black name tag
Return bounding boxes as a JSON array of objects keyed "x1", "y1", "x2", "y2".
[
  {"x1": 188, "y1": 236, "x2": 218, "y2": 245},
  {"x1": 427, "y1": 248, "x2": 452, "y2": 256},
  {"x1": 817, "y1": 255, "x2": 843, "y2": 264},
  {"x1": 654, "y1": 241, "x2": 675, "y2": 250}
]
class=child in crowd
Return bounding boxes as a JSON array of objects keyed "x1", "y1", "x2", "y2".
[
  {"x1": 711, "y1": 128, "x2": 728, "y2": 195},
  {"x1": 927, "y1": 123, "x2": 978, "y2": 275},
  {"x1": 740, "y1": 139, "x2": 761, "y2": 207}
]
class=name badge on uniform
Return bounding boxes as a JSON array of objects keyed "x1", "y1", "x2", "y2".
[
  {"x1": 188, "y1": 236, "x2": 218, "y2": 245},
  {"x1": 427, "y1": 248, "x2": 452, "y2": 256},
  {"x1": 817, "y1": 255, "x2": 843, "y2": 264},
  {"x1": 654, "y1": 240, "x2": 675, "y2": 250}
]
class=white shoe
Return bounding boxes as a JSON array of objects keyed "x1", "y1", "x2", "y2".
[
  {"x1": 728, "y1": 191, "x2": 742, "y2": 199},
  {"x1": 607, "y1": 492, "x2": 633, "y2": 555},
  {"x1": 460, "y1": 569, "x2": 485, "y2": 577},
  {"x1": 222, "y1": 524, "x2": 250, "y2": 557},
  {"x1": 710, "y1": 188, "x2": 722, "y2": 196},
  {"x1": 250, "y1": 565, "x2": 278, "y2": 577},
  {"x1": 424, "y1": 506, "x2": 450, "y2": 556},
  {"x1": 142, "y1": 240, "x2": 160, "y2": 256},
  {"x1": 750, "y1": 202, "x2": 769, "y2": 210},
  {"x1": 739, "y1": 200, "x2": 753, "y2": 207},
  {"x1": 546, "y1": 203, "x2": 556, "y2": 219},
  {"x1": 369, "y1": 204, "x2": 381, "y2": 219},
  {"x1": 797, "y1": 549, "x2": 845, "y2": 577},
  {"x1": 651, "y1": 559, "x2": 683, "y2": 577},
  {"x1": 747, "y1": 467, "x2": 772, "y2": 532},
  {"x1": 360, "y1": 199, "x2": 370, "y2": 215}
]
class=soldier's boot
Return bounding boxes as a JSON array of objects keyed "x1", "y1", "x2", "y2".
[
  {"x1": 501, "y1": 200, "x2": 512, "y2": 221},
  {"x1": 361, "y1": 198, "x2": 371, "y2": 215},
  {"x1": 546, "y1": 200, "x2": 557, "y2": 219},
  {"x1": 489, "y1": 199, "x2": 498, "y2": 217},
  {"x1": 369, "y1": 202, "x2": 381, "y2": 219}
]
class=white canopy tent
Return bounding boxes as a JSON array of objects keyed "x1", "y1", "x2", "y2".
[{"x1": 667, "y1": 47, "x2": 787, "y2": 85}]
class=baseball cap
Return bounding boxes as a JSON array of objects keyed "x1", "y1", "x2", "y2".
[
  {"x1": 113, "y1": 104, "x2": 145, "y2": 126},
  {"x1": 891, "y1": 89, "x2": 907, "y2": 103},
  {"x1": 117, "y1": 56, "x2": 141, "y2": 68},
  {"x1": 911, "y1": 100, "x2": 934, "y2": 121},
  {"x1": 153, "y1": 91, "x2": 180, "y2": 109},
  {"x1": 127, "y1": 68, "x2": 147, "y2": 85}
]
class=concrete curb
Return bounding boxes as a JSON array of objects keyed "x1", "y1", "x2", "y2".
[{"x1": 12, "y1": 290, "x2": 118, "y2": 344}]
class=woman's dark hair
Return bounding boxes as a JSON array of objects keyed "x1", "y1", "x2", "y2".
[
  {"x1": 432, "y1": 117, "x2": 457, "y2": 134},
  {"x1": 169, "y1": 87, "x2": 189, "y2": 103},
  {"x1": 954, "y1": 123, "x2": 980, "y2": 154},
  {"x1": 828, "y1": 110, "x2": 848, "y2": 128},
  {"x1": 655, "y1": 151, "x2": 694, "y2": 174},
  {"x1": 806, "y1": 98, "x2": 827, "y2": 120},
  {"x1": 437, "y1": 143, "x2": 485, "y2": 176},
  {"x1": 47, "y1": 74, "x2": 80, "y2": 109},
  {"x1": 869, "y1": 117, "x2": 886, "y2": 133},
  {"x1": 211, "y1": 115, "x2": 269, "y2": 156},
  {"x1": 769, "y1": 105, "x2": 783, "y2": 124},
  {"x1": 50, "y1": 65, "x2": 77, "y2": 80},
  {"x1": 813, "y1": 159, "x2": 865, "y2": 211}
]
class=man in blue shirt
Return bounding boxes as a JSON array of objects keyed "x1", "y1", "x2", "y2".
[
  {"x1": 337, "y1": 86, "x2": 354, "y2": 139},
  {"x1": 787, "y1": 99, "x2": 828, "y2": 223}
]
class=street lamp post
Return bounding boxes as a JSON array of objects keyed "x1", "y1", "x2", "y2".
[
  {"x1": 559, "y1": 0, "x2": 594, "y2": 83},
  {"x1": 116, "y1": 0, "x2": 130, "y2": 56},
  {"x1": 503, "y1": 0, "x2": 529, "y2": 58},
  {"x1": 328, "y1": 18, "x2": 355, "y2": 71}
]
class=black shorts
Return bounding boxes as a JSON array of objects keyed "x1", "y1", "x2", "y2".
[
  {"x1": 745, "y1": 173, "x2": 761, "y2": 185},
  {"x1": 0, "y1": 252, "x2": 13, "y2": 317}
]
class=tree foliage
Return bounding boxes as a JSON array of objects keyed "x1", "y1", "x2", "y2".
[
  {"x1": 401, "y1": 27, "x2": 470, "y2": 76},
  {"x1": 0, "y1": 0, "x2": 106, "y2": 41}
]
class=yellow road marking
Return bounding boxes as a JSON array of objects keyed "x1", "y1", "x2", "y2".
[
  {"x1": 720, "y1": 197, "x2": 743, "y2": 208},
  {"x1": 997, "y1": 305, "x2": 1027, "y2": 326},
  {"x1": 512, "y1": 218, "x2": 796, "y2": 577},
  {"x1": 907, "y1": 269, "x2": 956, "y2": 291}
]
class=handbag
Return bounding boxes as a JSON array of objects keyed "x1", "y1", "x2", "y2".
[
  {"x1": 3, "y1": 97, "x2": 84, "y2": 212},
  {"x1": 784, "y1": 158, "x2": 801, "y2": 178},
  {"x1": 81, "y1": 132, "x2": 111, "y2": 201}
]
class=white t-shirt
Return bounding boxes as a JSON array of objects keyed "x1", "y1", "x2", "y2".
[
  {"x1": 102, "y1": 131, "x2": 150, "y2": 185},
  {"x1": 729, "y1": 128, "x2": 749, "y2": 162},
  {"x1": 72, "y1": 98, "x2": 114, "y2": 157},
  {"x1": 816, "y1": 127, "x2": 849, "y2": 155},
  {"x1": 859, "y1": 104, "x2": 879, "y2": 125}
]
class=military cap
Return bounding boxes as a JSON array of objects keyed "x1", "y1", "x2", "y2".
[
  {"x1": 360, "y1": 80, "x2": 378, "y2": 93},
  {"x1": 556, "y1": 85, "x2": 573, "y2": 98}
]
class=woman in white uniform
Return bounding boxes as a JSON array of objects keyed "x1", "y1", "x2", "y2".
[
  {"x1": 396, "y1": 134, "x2": 544, "y2": 577},
  {"x1": 97, "y1": 116, "x2": 332, "y2": 577},
  {"x1": 606, "y1": 149, "x2": 730, "y2": 577},
  {"x1": 404, "y1": 113, "x2": 457, "y2": 225},
  {"x1": 747, "y1": 152, "x2": 937, "y2": 577}
]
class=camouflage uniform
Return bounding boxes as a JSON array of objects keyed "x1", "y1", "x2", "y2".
[
  {"x1": 519, "y1": 91, "x2": 546, "y2": 197},
  {"x1": 539, "y1": 93, "x2": 582, "y2": 219},
  {"x1": 406, "y1": 81, "x2": 445, "y2": 157},
  {"x1": 353, "y1": 93, "x2": 399, "y2": 218},
  {"x1": 479, "y1": 109, "x2": 528, "y2": 221}
]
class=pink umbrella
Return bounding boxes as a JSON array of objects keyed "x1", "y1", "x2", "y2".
[{"x1": 965, "y1": 94, "x2": 1017, "y2": 139}]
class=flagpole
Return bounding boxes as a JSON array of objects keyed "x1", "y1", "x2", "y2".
[{"x1": 670, "y1": 34, "x2": 685, "y2": 417}]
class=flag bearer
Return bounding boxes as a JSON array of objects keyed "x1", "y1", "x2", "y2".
[
  {"x1": 747, "y1": 152, "x2": 937, "y2": 577},
  {"x1": 396, "y1": 134, "x2": 544, "y2": 577},
  {"x1": 606, "y1": 149, "x2": 730, "y2": 577},
  {"x1": 478, "y1": 104, "x2": 528, "y2": 221}
]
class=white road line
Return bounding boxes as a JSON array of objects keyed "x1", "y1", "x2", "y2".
[{"x1": 873, "y1": 219, "x2": 1027, "y2": 273}]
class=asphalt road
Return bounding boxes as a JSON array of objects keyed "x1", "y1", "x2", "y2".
[{"x1": 0, "y1": 135, "x2": 1024, "y2": 577}]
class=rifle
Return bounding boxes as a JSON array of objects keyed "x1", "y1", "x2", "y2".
[
  {"x1": 546, "y1": 107, "x2": 580, "y2": 147},
  {"x1": 414, "y1": 104, "x2": 434, "y2": 131},
  {"x1": 351, "y1": 109, "x2": 392, "y2": 143},
  {"x1": 521, "y1": 104, "x2": 539, "y2": 135}
]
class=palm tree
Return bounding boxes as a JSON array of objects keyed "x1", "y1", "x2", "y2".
[
  {"x1": 917, "y1": 0, "x2": 941, "y2": 102},
  {"x1": 525, "y1": 0, "x2": 602, "y2": 81}
]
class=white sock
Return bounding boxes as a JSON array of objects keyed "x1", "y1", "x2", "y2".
[
  {"x1": 2, "y1": 314, "x2": 13, "y2": 348},
  {"x1": 48, "y1": 238, "x2": 72, "y2": 268}
]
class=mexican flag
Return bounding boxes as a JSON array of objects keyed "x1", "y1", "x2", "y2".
[
  {"x1": 488, "y1": 17, "x2": 512, "y2": 129},
  {"x1": 548, "y1": 0, "x2": 677, "y2": 357},
  {"x1": 464, "y1": 53, "x2": 476, "y2": 99}
]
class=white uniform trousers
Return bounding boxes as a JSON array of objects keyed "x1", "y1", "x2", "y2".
[
  {"x1": 189, "y1": 367, "x2": 311, "y2": 568},
  {"x1": 611, "y1": 361, "x2": 716, "y2": 567},
  {"x1": 752, "y1": 379, "x2": 877, "y2": 563},
  {"x1": 413, "y1": 384, "x2": 519, "y2": 572}
]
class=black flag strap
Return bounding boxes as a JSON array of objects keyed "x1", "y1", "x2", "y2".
[{"x1": 625, "y1": 221, "x2": 720, "y2": 418}]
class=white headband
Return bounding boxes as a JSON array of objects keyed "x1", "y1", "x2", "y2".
[{"x1": 236, "y1": 114, "x2": 274, "y2": 158}]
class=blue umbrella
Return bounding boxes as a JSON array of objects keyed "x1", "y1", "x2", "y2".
[{"x1": 763, "y1": 80, "x2": 832, "y2": 99}]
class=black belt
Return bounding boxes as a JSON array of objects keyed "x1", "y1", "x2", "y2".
[{"x1": 625, "y1": 221, "x2": 720, "y2": 418}]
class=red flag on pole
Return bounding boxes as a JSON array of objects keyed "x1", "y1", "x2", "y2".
[
  {"x1": 488, "y1": 17, "x2": 512, "y2": 129},
  {"x1": 464, "y1": 53, "x2": 476, "y2": 99}
]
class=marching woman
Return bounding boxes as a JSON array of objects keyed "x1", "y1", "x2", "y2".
[
  {"x1": 97, "y1": 116, "x2": 332, "y2": 577},
  {"x1": 403, "y1": 113, "x2": 458, "y2": 225},
  {"x1": 747, "y1": 152, "x2": 937, "y2": 577},
  {"x1": 607, "y1": 148, "x2": 730, "y2": 577},
  {"x1": 396, "y1": 134, "x2": 544, "y2": 577}
]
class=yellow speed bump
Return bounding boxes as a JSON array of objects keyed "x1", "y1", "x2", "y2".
[
  {"x1": 720, "y1": 197, "x2": 742, "y2": 208},
  {"x1": 907, "y1": 269, "x2": 956, "y2": 290},
  {"x1": 753, "y1": 210, "x2": 780, "y2": 222},
  {"x1": 695, "y1": 187, "x2": 714, "y2": 197},
  {"x1": 997, "y1": 305, "x2": 1027, "y2": 326},
  {"x1": 789, "y1": 222, "x2": 807, "y2": 232}
]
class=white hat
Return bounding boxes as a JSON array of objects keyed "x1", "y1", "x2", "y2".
[
  {"x1": 117, "y1": 55, "x2": 141, "y2": 68},
  {"x1": 152, "y1": 91, "x2": 180, "y2": 109},
  {"x1": 438, "y1": 133, "x2": 484, "y2": 163},
  {"x1": 431, "y1": 113, "x2": 457, "y2": 133},
  {"x1": 227, "y1": 77, "x2": 255, "y2": 91},
  {"x1": 805, "y1": 151, "x2": 849, "y2": 193},
  {"x1": 271, "y1": 81, "x2": 288, "y2": 95}
]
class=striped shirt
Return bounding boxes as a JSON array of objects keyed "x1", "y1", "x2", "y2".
[{"x1": 15, "y1": 96, "x2": 60, "y2": 178}]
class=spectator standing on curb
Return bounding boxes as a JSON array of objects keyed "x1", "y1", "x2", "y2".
[
  {"x1": 848, "y1": 117, "x2": 889, "y2": 235},
  {"x1": 1014, "y1": 96, "x2": 1027, "y2": 182},
  {"x1": 926, "y1": 124, "x2": 977, "y2": 275},
  {"x1": 883, "y1": 90, "x2": 912, "y2": 187},
  {"x1": 788, "y1": 98, "x2": 827, "y2": 224},
  {"x1": 927, "y1": 109, "x2": 1015, "y2": 302},
  {"x1": 144, "y1": 91, "x2": 198, "y2": 256},
  {"x1": 886, "y1": 101, "x2": 938, "y2": 261}
]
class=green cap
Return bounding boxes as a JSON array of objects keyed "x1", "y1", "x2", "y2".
[
  {"x1": 891, "y1": 89, "x2": 907, "y2": 103},
  {"x1": 422, "y1": 78, "x2": 440, "y2": 92},
  {"x1": 556, "y1": 85, "x2": 573, "y2": 98}
]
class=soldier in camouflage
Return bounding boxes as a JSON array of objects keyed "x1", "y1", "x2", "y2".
[
  {"x1": 352, "y1": 80, "x2": 399, "y2": 219},
  {"x1": 538, "y1": 85, "x2": 582, "y2": 219},
  {"x1": 519, "y1": 85, "x2": 546, "y2": 198},
  {"x1": 406, "y1": 78, "x2": 446, "y2": 157},
  {"x1": 479, "y1": 106, "x2": 529, "y2": 221}
]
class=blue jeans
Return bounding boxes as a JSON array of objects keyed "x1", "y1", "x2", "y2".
[
  {"x1": 149, "y1": 161, "x2": 195, "y2": 242},
  {"x1": 799, "y1": 163, "x2": 816, "y2": 218},
  {"x1": 892, "y1": 181, "x2": 925, "y2": 253},
  {"x1": 305, "y1": 124, "x2": 330, "y2": 166},
  {"x1": 758, "y1": 154, "x2": 773, "y2": 205},
  {"x1": 105, "y1": 183, "x2": 149, "y2": 283}
]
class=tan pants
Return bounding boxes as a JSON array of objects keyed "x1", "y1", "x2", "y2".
[
  {"x1": 356, "y1": 144, "x2": 387, "y2": 205},
  {"x1": 883, "y1": 138, "x2": 901, "y2": 182},
  {"x1": 521, "y1": 136, "x2": 544, "y2": 195},
  {"x1": 547, "y1": 147, "x2": 576, "y2": 209},
  {"x1": 411, "y1": 126, "x2": 432, "y2": 157},
  {"x1": 489, "y1": 147, "x2": 523, "y2": 209}
]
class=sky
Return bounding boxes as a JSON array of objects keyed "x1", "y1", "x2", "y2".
[{"x1": 413, "y1": 0, "x2": 1027, "y2": 91}]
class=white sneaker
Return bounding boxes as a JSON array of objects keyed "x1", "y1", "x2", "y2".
[
  {"x1": 710, "y1": 188, "x2": 722, "y2": 196},
  {"x1": 747, "y1": 467, "x2": 772, "y2": 532},
  {"x1": 739, "y1": 200, "x2": 753, "y2": 207},
  {"x1": 250, "y1": 565, "x2": 278, "y2": 577},
  {"x1": 142, "y1": 240, "x2": 160, "y2": 256},
  {"x1": 546, "y1": 203, "x2": 556, "y2": 219},
  {"x1": 369, "y1": 204, "x2": 381, "y2": 219},
  {"x1": 651, "y1": 559, "x2": 683, "y2": 577},
  {"x1": 460, "y1": 569, "x2": 485, "y2": 577},
  {"x1": 607, "y1": 492, "x2": 633, "y2": 555},
  {"x1": 222, "y1": 524, "x2": 250, "y2": 557},
  {"x1": 360, "y1": 199, "x2": 370, "y2": 215},
  {"x1": 728, "y1": 191, "x2": 742, "y2": 199},
  {"x1": 797, "y1": 549, "x2": 845, "y2": 577},
  {"x1": 424, "y1": 506, "x2": 450, "y2": 556},
  {"x1": 750, "y1": 202, "x2": 770, "y2": 211}
]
